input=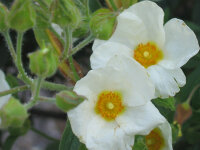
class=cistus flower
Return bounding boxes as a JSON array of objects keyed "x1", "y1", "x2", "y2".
[
  {"x1": 145, "y1": 121, "x2": 173, "y2": 150},
  {"x1": 0, "y1": 69, "x2": 10, "y2": 126},
  {"x1": 68, "y1": 56, "x2": 166, "y2": 150},
  {"x1": 91, "y1": 1, "x2": 200, "y2": 98}
]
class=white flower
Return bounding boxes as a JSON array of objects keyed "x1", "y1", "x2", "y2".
[
  {"x1": 0, "y1": 69, "x2": 10, "y2": 125},
  {"x1": 68, "y1": 56, "x2": 166, "y2": 150},
  {"x1": 91, "y1": 0, "x2": 200, "y2": 98},
  {"x1": 145, "y1": 121, "x2": 173, "y2": 150}
]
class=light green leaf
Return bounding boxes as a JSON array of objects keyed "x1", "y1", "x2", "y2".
[
  {"x1": 153, "y1": 97, "x2": 176, "y2": 111},
  {"x1": 132, "y1": 135, "x2": 148, "y2": 150}
]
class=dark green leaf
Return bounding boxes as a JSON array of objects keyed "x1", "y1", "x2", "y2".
[
  {"x1": 152, "y1": 97, "x2": 176, "y2": 111},
  {"x1": 46, "y1": 142, "x2": 60, "y2": 150},
  {"x1": 59, "y1": 120, "x2": 80, "y2": 150},
  {"x1": 176, "y1": 66, "x2": 200, "y2": 102},
  {"x1": 2, "y1": 135, "x2": 19, "y2": 150},
  {"x1": 79, "y1": 143, "x2": 87, "y2": 150},
  {"x1": 6, "y1": 74, "x2": 19, "y2": 88},
  {"x1": 89, "y1": 0, "x2": 101, "y2": 12}
]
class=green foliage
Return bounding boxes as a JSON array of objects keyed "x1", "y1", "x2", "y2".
[
  {"x1": 59, "y1": 120, "x2": 81, "y2": 150},
  {"x1": 90, "y1": 8, "x2": 117, "y2": 40},
  {"x1": 0, "y1": 2, "x2": 9, "y2": 32},
  {"x1": 28, "y1": 47, "x2": 59, "y2": 78},
  {"x1": 56, "y1": 90, "x2": 84, "y2": 112},
  {"x1": 132, "y1": 135, "x2": 148, "y2": 150},
  {"x1": 153, "y1": 97, "x2": 176, "y2": 111},
  {"x1": 8, "y1": 0, "x2": 36, "y2": 32},
  {"x1": 0, "y1": 97, "x2": 28, "y2": 129},
  {"x1": 50, "y1": 0, "x2": 81, "y2": 28}
]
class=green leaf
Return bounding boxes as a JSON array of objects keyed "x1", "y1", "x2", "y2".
[
  {"x1": 89, "y1": 0, "x2": 101, "y2": 12},
  {"x1": 171, "y1": 123, "x2": 181, "y2": 144},
  {"x1": 46, "y1": 142, "x2": 60, "y2": 150},
  {"x1": 79, "y1": 143, "x2": 87, "y2": 150},
  {"x1": 152, "y1": 97, "x2": 176, "y2": 111},
  {"x1": 176, "y1": 66, "x2": 200, "y2": 102},
  {"x1": 6, "y1": 74, "x2": 19, "y2": 88},
  {"x1": 2, "y1": 135, "x2": 19, "y2": 150},
  {"x1": 59, "y1": 120, "x2": 81, "y2": 150},
  {"x1": 132, "y1": 135, "x2": 148, "y2": 150}
]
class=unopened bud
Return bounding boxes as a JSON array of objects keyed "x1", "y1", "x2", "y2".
[
  {"x1": 0, "y1": 97, "x2": 28, "y2": 129},
  {"x1": 56, "y1": 91, "x2": 84, "y2": 112},
  {"x1": 8, "y1": 0, "x2": 36, "y2": 32},
  {"x1": 51, "y1": 0, "x2": 81, "y2": 28},
  {"x1": 90, "y1": 8, "x2": 117, "y2": 40},
  {"x1": 0, "y1": 3, "x2": 9, "y2": 32},
  {"x1": 28, "y1": 47, "x2": 59, "y2": 78},
  {"x1": 105, "y1": 0, "x2": 137, "y2": 10}
]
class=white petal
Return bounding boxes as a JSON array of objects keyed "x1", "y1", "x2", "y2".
[
  {"x1": 116, "y1": 0, "x2": 165, "y2": 48},
  {"x1": 0, "y1": 70, "x2": 10, "y2": 109},
  {"x1": 107, "y1": 55, "x2": 155, "y2": 106},
  {"x1": 92, "y1": 39, "x2": 107, "y2": 50},
  {"x1": 77, "y1": 56, "x2": 155, "y2": 107},
  {"x1": 68, "y1": 100, "x2": 96, "y2": 143},
  {"x1": 109, "y1": 11, "x2": 148, "y2": 49},
  {"x1": 90, "y1": 42, "x2": 132, "y2": 69},
  {"x1": 167, "y1": 68, "x2": 186, "y2": 87},
  {"x1": 147, "y1": 65, "x2": 181, "y2": 98},
  {"x1": 158, "y1": 121, "x2": 173, "y2": 150},
  {"x1": 86, "y1": 116, "x2": 134, "y2": 150},
  {"x1": 159, "y1": 18, "x2": 200, "y2": 69},
  {"x1": 116, "y1": 102, "x2": 166, "y2": 136}
]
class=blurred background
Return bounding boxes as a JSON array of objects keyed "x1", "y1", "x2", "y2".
[{"x1": 0, "y1": 0, "x2": 200, "y2": 150}]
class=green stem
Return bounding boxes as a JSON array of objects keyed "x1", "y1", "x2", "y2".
[
  {"x1": 186, "y1": 84, "x2": 200, "y2": 104},
  {"x1": 61, "y1": 26, "x2": 72, "y2": 62},
  {"x1": 16, "y1": 32, "x2": 32, "y2": 85},
  {"x1": 42, "y1": 81, "x2": 72, "y2": 91},
  {"x1": 0, "y1": 85, "x2": 30, "y2": 97},
  {"x1": 108, "y1": 0, "x2": 118, "y2": 11},
  {"x1": 31, "y1": 127, "x2": 59, "y2": 142},
  {"x1": 26, "y1": 77, "x2": 43, "y2": 109},
  {"x1": 69, "y1": 56, "x2": 80, "y2": 81},
  {"x1": 3, "y1": 30, "x2": 17, "y2": 63},
  {"x1": 69, "y1": 34, "x2": 94, "y2": 56}
]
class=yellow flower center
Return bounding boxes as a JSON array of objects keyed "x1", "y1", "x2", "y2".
[
  {"x1": 145, "y1": 128, "x2": 165, "y2": 150},
  {"x1": 133, "y1": 42, "x2": 163, "y2": 68},
  {"x1": 95, "y1": 91, "x2": 125, "y2": 121}
]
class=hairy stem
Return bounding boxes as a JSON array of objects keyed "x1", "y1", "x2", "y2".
[
  {"x1": 3, "y1": 30, "x2": 17, "y2": 63},
  {"x1": 16, "y1": 32, "x2": 32, "y2": 85},
  {"x1": 0, "y1": 85, "x2": 30, "y2": 97},
  {"x1": 69, "y1": 56, "x2": 80, "y2": 81},
  {"x1": 26, "y1": 77, "x2": 43, "y2": 109},
  {"x1": 69, "y1": 34, "x2": 94, "y2": 56},
  {"x1": 61, "y1": 26, "x2": 72, "y2": 62}
]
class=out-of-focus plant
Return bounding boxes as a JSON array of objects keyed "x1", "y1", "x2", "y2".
[{"x1": 0, "y1": 0, "x2": 199, "y2": 150}]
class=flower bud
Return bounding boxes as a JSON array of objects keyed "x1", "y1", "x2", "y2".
[
  {"x1": 105, "y1": 0, "x2": 137, "y2": 10},
  {"x1": 90, "y1": 8, "x2": 117, "y2": 40},
  {"x1": 0, "y1": 97, "x2": 28, "y2": 129},
  {"x1": 8, "y1": 0, "x2": 36, "y2": 32},
  {"x1": 28, "y1": 47, "x2": 59, "y2": 78},
  {"x1": 0, "y1": 3, "x2": 9, "y2": 32},
  {"x1": 51, "y1": 0, "x2": 81, "y2": 28},
  {"x1": 56, "y1": 91, "x2": 84, "y2": 112}
]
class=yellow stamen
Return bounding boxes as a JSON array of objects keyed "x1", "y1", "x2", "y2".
[
  {"x1": 134, "y1": 42, "x2": 163, "y2": 68},
  {"x1": 145, "y1": 128, "x2": 165, "y2": 150},
  {"x1": 95, "y1": 91, "x2": 125, "y2": 121}
]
